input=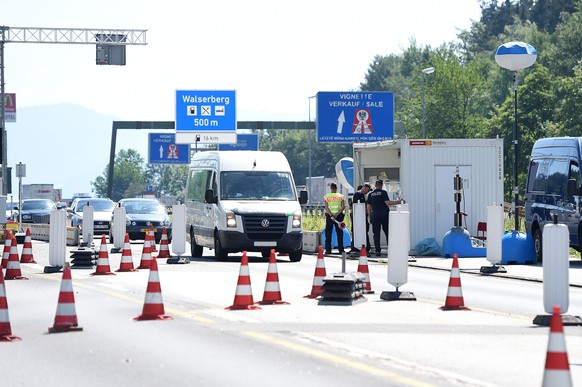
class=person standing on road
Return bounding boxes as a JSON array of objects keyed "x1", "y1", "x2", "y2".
[
  {"x1": 324, "y1": 183, "x2": 346, "y2": 255},
  {"x1": 366, "y1": 180, "x2": 400, "y2": 257},
  {"x1": 349, "y1": 183, "x2": 371, "y2": 255}
]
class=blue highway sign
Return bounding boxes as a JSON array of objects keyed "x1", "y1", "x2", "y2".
[
  {"x1": 218, "y1": 133, "x2": 259, "y2": 151},
  {"x1": 316, "y1": 91, "x2": 394, "y2": 143},
  {"x1": 148, "y1": 133, "x2": 190, "y2": 164},
  {"x1": 175, "y1": 90, "x2": 236, "y2": 131}
]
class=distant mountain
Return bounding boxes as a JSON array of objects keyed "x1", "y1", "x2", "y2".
[{"x1": 6, "y1": 103, "x2": 118, "y2": 199}]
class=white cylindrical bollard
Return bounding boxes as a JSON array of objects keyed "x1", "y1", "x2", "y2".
[
  {"x1": 171, "y1": 204, "x2": 186, "y2": 256},
  {"x1": 353, "y1": 203, "x2": 367, "y2": 249},
  {"x1": 542, "y1": 217, "x2": 569, "y2": 314},
  {"x1": 112, "y1": 206, "x2": 126, "y2": 249},
  {"x1": 49, "y1": 209, "x2": 67, "y2": 267},
  {"x1": 82, "y1": 203, "x2": 94, "y2": 245},
  {"x1": 387, "y1": 205, "x2": 410, "y2": 289},
  {"x1": 486, "y1": 204, "x2": 504, "y2": 265}
]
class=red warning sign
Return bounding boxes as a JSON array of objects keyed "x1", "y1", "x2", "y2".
[
  {"x1": 352, "y1": 109, "x2": 373, "y2": 134},
  {"x1": 166, "y1": 144, "x2": 179, "y2": 159}
]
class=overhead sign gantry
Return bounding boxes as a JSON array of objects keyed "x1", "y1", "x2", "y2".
[{"x1": 0, "y1": 26, "x2": 148, "y2": 195}]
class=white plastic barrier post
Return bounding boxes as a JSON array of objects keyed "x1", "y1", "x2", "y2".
[
  {"x1": 387, "y1": 205, "x2": 410, "y2": 288},
  {"x1": 82, "y1": 203, "x2": 94, "y2": 246},
  {"x1": 171, "y1": 204, "x2": 186, "y2": 256},
  {"x1": 486, "y1": 204, "x2": 504, "y2": 266},
  {"x1": 353, "y1": 203, "x2": 366, "y2": 249},
  {"x1": 382, "y1": 205, "x2": 415, "y2": 300},
  {"x1": 48, "y1": 209, "x2": 67, "y2": 271},
  {"x1": 543, "y1": 216, "x2": 569, "y2": 314},
  {"x1": 112, "y1": 206, "x2": 126, "y2": 251}
]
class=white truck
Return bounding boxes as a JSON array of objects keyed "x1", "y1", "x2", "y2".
[{"x1": 185, "y1": 151, "x2": 308, "y2": 261}]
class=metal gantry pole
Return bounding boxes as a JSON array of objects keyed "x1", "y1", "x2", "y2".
[
  {"x1": 421, "y1": 73, "x2": 425, "y2": 139},
  {"x1": 1, "y1": 27, "x2": 7, "y2": 195},
  {"x1": 308, "y1": 95, "x2": 316, "y2": 203}
]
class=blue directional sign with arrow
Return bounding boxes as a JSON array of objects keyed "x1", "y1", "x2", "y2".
[
  {"x1": 148, "y1": 133, "x2": 190, "y2": 164},
  {"x1": 316, "y1": 91, "x2": 394, "y2": 143}
]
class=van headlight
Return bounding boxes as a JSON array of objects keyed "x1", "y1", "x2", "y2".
[
  {"x1": 292, "y1": 210, "x2": 301, "y2": 228},
  {"x1": 226, "y1": 211, "x2": 237, "y2": 228}
]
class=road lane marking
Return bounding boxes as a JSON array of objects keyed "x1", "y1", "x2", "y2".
[{"x1": 241, "y1": 330, "x2": 438, "y2": 387}]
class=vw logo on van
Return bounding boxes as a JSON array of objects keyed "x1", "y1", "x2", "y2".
[{"x1": 261, "y1": 219, "x2": 270, "y2": 228}]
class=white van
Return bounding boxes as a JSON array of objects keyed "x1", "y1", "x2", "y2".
[{"x1": 185, "y1": 151, "x2": 308, "y2": 261}]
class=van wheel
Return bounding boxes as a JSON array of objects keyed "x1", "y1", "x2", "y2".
[
  {"x1": 190, "y1": 232, "x2": 203, "y2": 257},
  {"x1": 214, "y1": 232, "x2": 228, "y2": 261},
  {"x1": 533, "y1": 228, "x2": 543, "y2": 263},
  {"x1": 289, "y1": 249, "x2": 302, "y2": 262}
]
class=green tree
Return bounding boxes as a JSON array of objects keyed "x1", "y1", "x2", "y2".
[
  {"x1": 91, "y1": 149, "x2": 145, "y2": 201},
  {"x1": 145, "y1": 164, "x2": 189, "y2": 202}
]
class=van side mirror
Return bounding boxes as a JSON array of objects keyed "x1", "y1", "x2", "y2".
[
  {"x1": 298, "y1": 190, "x2": 308, "y2": 205},
  {"x1": 567, "y1": 179, "x2": 581, "y2": 195},
  {"x1": 205, "y1": 189, "x2": 217, "y2": 204}
]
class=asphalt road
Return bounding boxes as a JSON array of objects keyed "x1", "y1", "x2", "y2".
[{"x1": 1, "y1": 239, "x2": 581, "y2": 387}]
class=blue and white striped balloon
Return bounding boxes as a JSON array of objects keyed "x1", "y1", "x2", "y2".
[{"x1": 495, "y1": 41, "x2": 537, "y2": 71}]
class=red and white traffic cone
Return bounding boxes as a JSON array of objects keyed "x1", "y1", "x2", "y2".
[
  {"x1": 0, "y1": 266, "x2": 21, "y2": 341},
  {"x1": 91, "y1": 235, "x2": 115, "y2": 276},
  {"x1": 156, "y1": 227, "x2": 170, "y2": 259},
  {"x1": 226, "y1": 252, "x2": 261, "y2": 310},
  {"x1": 134, "y1": 257, "x2": 172, "y2": 320},
  {"x1": 440, "y1": 254, "x2": 469, "y2": 311},
  {"x1": 20, "y1": 228, "x2": 36, "y2": 264},
  {"x1": 258, "y1": 249, "x2": 289, "y2": 305},
  {"x1": 49, "y1": 263, "x2": 83, "y2": 333},
  {"x1": 542, "y1": 305, "x2": 573, "y2": 386},
  {"x1": 357, "y1": 246, "x2": 374, "y2": 294},
  {"x1": 305, "y1": 246, "x2": 326, "y2": 299},
  {"x1": 149, "y1": 227, "x2": 158, "y2": 252},
  {"x1": 116, "y1": 233, "x2": 138, "y2": 272},
  {"x1": 5, "y1": 236, "x2": 28, "y2": 280},
  {"x1": 138, "y1": 233, "x2": 153, "y2": 269},
  {"x1": 1, "y1": 230, "x2": 12, "y2": 268}
]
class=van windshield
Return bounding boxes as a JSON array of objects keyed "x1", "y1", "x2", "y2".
[{"x1": 221, "y1": 171, "x2": 296, "y2": 201}]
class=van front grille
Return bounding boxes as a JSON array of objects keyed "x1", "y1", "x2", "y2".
[{"x1": 243, "y1": 215, "x2": 287, "y2": 241}]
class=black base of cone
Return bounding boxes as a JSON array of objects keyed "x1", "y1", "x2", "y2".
[
  {"x1": 44, "y1": 265, "x2": 63, "y2": 274},
  {"x1": 167, "y1": 257, "x2": 190, "y2": 264},
  {"x1": 440, "y1": 305, "x2": 470, "y2": 311},
  {"x1": 48, "y1": 326, "x2": 83, "y2": 333},
  {"x1": 380, "y1": 291, "x2": 417, "y2": 301},
  {"x1": 480, "y1": 265, "x2": 507, "y2": 274},
  {"x1": 533, "y1": 314, "x2": 582, "y2": 326},
  {"x1": 225, "y1": 304, "x2": 261, "y2": 310}
]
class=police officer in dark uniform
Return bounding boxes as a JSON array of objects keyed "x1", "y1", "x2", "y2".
[
  {"x1": 349, "y1": 184, "x2": 371, "y2": 255},
  {"x1": 366, "y1": 180, "x2": 400, "y2": 257}
]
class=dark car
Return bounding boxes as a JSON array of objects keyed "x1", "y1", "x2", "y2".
[
  {"x1": 110, "y1": 198, "x2": 172, "y2": 243},
  {"x1": 17, "y1": 199, "x2": 57, "y2": 224},
  {"x1": 68, "y1": 198, "x2": 115, "y2": 235}
]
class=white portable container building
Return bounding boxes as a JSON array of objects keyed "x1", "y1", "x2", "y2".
[{"x1": 353, "y1": 138, "x2": 504, "y2": 251}]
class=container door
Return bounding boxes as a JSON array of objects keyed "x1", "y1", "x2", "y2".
[{"x1": 435, "y1": 166, "x2": 472, "y2": 247}]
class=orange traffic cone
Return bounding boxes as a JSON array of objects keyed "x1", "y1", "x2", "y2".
[
  {"x1": 5, "y1": 236, "x2": 28, "y2": 280},
  {"x1": 134, "y1": 257, "x2": 172, "y2": 320},
  {"x1": 20, "y1": 228, "x2": 36, "y2": 264},
  {"x1": 258, "y1": 250, "x2": 289, "y2": 305},
  {"x1": 2, "y1": 230, "x2": 12, "y2": 268},
  {"x1": 305, "y1": 246, "x2": 326, "y2": 298},
  {"x1": 149, "y1": 227, "x2": 158, "y2": 252},
  {"x1": 0, "y1": 266, "x2": 21, "y2": 341},
  {"x1": 226, "y1": 252, "x2": 261, "y2": 310},
  {"x1": 116, "y1": 233, "x2": 138, "y2": 272},
  {"x1": 357, "y1": 246, "x2": 374, "y2": 294},
  {"x1": 542, "y1": 305, "x2": 573, "y2": 386},
  {"x1": 138, "y1": 233, "x2": 153, "y2": 269},
  {"x1": 48, "y1": 263, "x2": 83, "y2": 333},
  {"x1": 156, "y1": 227, "x2": 171, "y2": 258},
  {"x1": 90, "y1": 235, "x2": 115, "y2": 276},
  {"x1": 440, "y1": 254, "x2": 469, "y2": 310}
]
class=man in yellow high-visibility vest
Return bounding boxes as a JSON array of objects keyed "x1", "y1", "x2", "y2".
[{"x1": 324, "y1": 182, "x2": 346, "y2": 255}]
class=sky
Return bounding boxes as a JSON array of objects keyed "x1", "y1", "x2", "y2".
[{"x1": 2, "y1": 0, "x2": 482, "y2": 198}]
